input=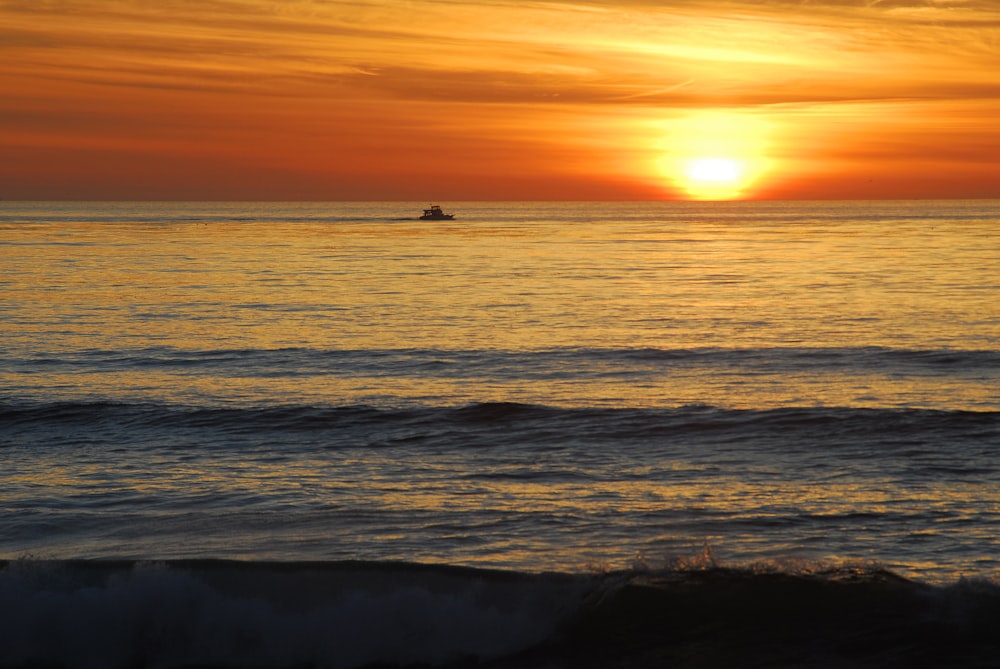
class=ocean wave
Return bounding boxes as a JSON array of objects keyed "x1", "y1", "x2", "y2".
[
  {"x1": 3, "y1": 399, "x2": 997, "y2": 454},
  {"x1": 8, "y1": 345, "x2": 997, "y2": 412},
  {"x1": 0, "y1": 559, "x2": 584, "y2": 669},
  {"x1": 1, "y1": 558, "x2": 997, "y2": 669},
  {"x1": 12, "y1": 344, "x2": 1000, "y2": 377}
]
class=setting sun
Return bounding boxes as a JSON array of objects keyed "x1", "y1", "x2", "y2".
[
  {"x1": 688, "y1": 158, "x2": 741, "y2": 183},
  {"x1": 682, "y1": 158, "x2": 746, "y2": 200},
  {"x1": 656, "y1": 112, "x2": 772, "y2": 200}
]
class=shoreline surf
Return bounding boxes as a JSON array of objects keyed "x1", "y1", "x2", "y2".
[{"x1": 2, "y1": 558, "x2": 998, "y2": 669}]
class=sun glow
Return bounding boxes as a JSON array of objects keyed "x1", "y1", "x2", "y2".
[
  {"x1": 688, "y1": 157, "x2": 742, "y2": 182},
  {"x1": 658, "y1": 113, "x2": 772, "y2": 200}
]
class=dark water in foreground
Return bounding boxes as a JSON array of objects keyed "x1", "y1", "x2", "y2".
[
  {"x1": 2, "y1": 201, "x2": 999, "y2": 667},
  {"x1": 3, "y1": 559, "x2": 999, "y2": 669}
]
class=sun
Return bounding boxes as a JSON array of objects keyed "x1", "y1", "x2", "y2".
[
  {"x1": 684, "y1": 157, "x2": 745, "y2": 198},
  {"x1": 672, "y1": 154, "x2": 756, "y2": 200},
  {"x1": 656, "y1": 112, "x2": 772, "y2": 200}
]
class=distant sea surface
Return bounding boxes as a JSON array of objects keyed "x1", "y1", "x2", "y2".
[{"x1": 2, "y1": 200, "x2": 999, "y2": 668}]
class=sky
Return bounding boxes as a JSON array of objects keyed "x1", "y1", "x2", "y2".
[{"x1": 2, "y1": 0, "x2": 1000, "y2": 201}]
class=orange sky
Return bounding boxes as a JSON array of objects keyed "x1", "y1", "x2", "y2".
[{"x1": 2, "y1": 0, "x2": 1000, "y2": 200}]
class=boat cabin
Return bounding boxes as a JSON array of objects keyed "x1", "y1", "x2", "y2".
[{"x1": 420, "y1": 205, "x2": 454, "y2": 220}]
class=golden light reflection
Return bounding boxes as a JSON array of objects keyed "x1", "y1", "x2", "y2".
[
  {"x1": 4, "y1": 209, "x2": 998, "y2": 411},
  {"x1": 657, "y1": 112, "x2": 772, "y2": 200}
]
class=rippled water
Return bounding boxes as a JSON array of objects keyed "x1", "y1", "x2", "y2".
[{"x1": 1, "y1": 200, "x2": 998, "y2": 585}]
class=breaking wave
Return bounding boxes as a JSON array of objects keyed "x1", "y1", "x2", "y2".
[{"x1": 1, "y1": 559, "x2": 998, "y2": 669}]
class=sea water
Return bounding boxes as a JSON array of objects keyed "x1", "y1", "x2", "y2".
[{"x1": 1, "y1": 200, "x2": 999, "y2": 668}]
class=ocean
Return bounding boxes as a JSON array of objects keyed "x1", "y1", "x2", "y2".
[{"x1": 1, "y1": 200, "x2": 999, "y2": 668}]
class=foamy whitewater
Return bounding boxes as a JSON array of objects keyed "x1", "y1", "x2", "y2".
[{"x1": 2, "y1": 201, "x2": 999, "y2": 668}]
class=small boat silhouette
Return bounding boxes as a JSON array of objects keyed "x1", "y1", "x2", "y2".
[{"x1": 419, "y1": 204, "x2": 455, "y2": 220}]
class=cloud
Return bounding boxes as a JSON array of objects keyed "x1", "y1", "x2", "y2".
[{"x1": 5, "y1": 0, "x2": 998, "y2": 105}]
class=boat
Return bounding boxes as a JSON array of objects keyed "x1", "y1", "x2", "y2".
[{"x1": 419, "y1": 205, "x2": 455, "y2": 220}]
